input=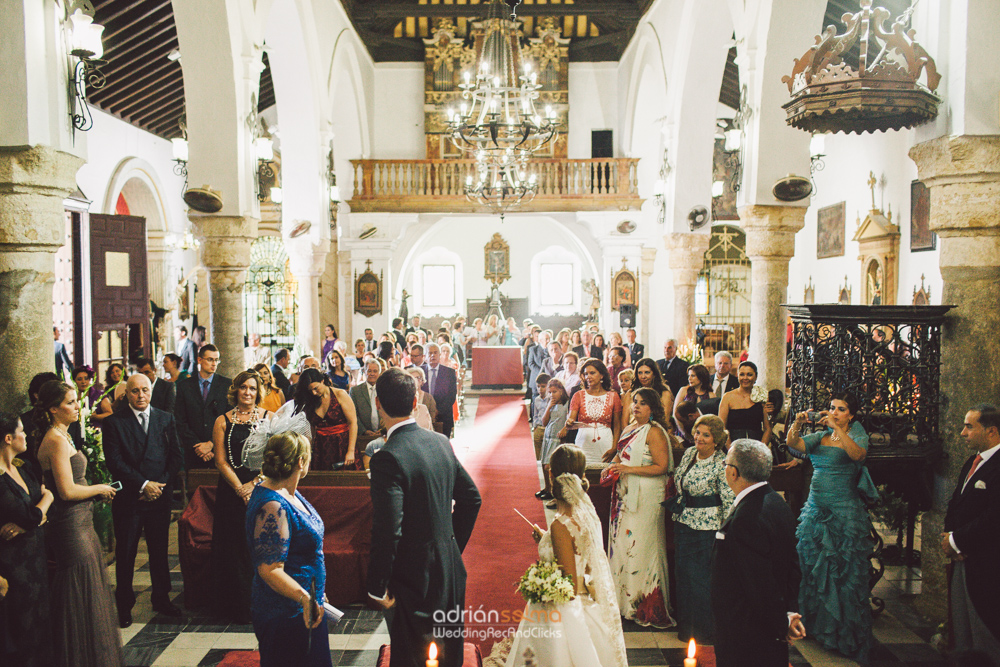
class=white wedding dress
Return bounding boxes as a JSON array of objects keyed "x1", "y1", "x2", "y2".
[{"x1": 487, "y1": 475, "x2": 628, "y2": 667}]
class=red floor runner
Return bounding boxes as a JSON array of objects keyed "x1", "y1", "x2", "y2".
[{"x1": 459, "y1": 395, "x2": 545, "y2": 652}]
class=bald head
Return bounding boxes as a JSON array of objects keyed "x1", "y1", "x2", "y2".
[{"x1": 125, "y1": 373, "x2": 151, "y2": 411}]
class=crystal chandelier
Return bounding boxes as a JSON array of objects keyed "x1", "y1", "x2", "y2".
[
  {"x1": 447, "y1": 0, "x2": 557, "y2": 171},
  {"x1": 465, "y1": 160, "x2": 537, "y2": 221}
]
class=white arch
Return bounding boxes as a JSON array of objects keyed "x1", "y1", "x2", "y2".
[
  {"x1": 327, "y1": 35, "x2": 372, "y2": 159},
  {"x1": 102, "y1": 157, "x2": 174, "y2": 233},
  {"x1": 622, "y1": 27, "x2": 668, "y2": 155}
]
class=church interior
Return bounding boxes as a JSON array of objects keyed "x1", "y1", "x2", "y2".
[{"x1": 1, "y1": 0, "x2": 999, "y2": 665}]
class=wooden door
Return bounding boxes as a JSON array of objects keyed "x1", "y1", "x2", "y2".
[{"x1": 89, "y1": 214, "x2": 150, "y2": 379}]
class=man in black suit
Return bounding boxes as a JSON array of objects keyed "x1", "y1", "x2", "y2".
[
  {"x1": 712, "y1": 438, "x2": 805, "y2": 667},
  {"x1": 271, "y1": 348, "x2": 292, "y2": 394},
  {"x1": 364, "y1": 328, "x2": 378, "y2": 353},
  {"x1": 942, "y1": 404, "x2": 1000, "y2": 660},
  {"x1": 572, "y1": 329, "x2": 601, "y2": 360},
  {"x1": 135, "y1": 357, "x2": 175, "y2": 413},
  {"x1": 368, "y1": 369, "x2": 481, "y2": 667},
  {"x1": 656, "y1": 338, "x2": 690, "y2": 396},
  {"x1": 625, "y1": 327, "x2": 644, "y2": 361},
  {"x1": 174, "y1": 344, "x2": 231, "y2": 469},
  {"x1": 422, "y1": 343, "x2": 457, "y2": 437},
  {"x1": 712, "y1": 350, "x2": 739, "y2": 396},
  {"x1": 175, "y1": 325, "x2": 197, "y2": 375},
  {"x1": 406, "y1": 315, "x2": 430, "y2": 338},
  {"x1": 103, "y1": 374, "x2": 184, "y2": 627}
]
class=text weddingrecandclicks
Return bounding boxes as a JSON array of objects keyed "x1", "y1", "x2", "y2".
[
  {"x1": 432, "y1": 606, "x2": 563, "y2": 641},
  {"x1": 433, "y1": 625, "x2": 562, "y2": 641}
]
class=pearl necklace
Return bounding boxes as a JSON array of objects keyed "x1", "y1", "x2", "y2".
[{"x1": 228, "y1": 407, "x2": 263, "y2": 470}]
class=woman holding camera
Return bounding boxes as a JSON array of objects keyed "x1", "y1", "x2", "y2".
[{"x1": 786, "y1": 391, "x2": 874, "y2": 664}]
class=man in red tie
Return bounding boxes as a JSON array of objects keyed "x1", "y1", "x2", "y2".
[{"x1": 942, "y1": 404, "x2": 1000, "y2": 662}]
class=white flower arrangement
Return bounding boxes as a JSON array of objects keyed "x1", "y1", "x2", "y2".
[
  {"x1": 517, "y1": 560, "x2": 576, "y2": 605},
  {"x1": 676, "y1": 339, "x2": 704, "y2": 365}
]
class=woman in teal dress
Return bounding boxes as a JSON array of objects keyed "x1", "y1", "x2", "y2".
[{"x1": 786, "y1": 391, "x2": 874, "y2": 663}]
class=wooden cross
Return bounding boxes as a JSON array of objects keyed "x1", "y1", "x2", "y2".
[{"x1": 868, "y1": 171, "x2": 877, "y2": 211}]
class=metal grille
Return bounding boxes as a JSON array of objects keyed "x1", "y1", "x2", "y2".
[
  {"x1": 243, "y1": 236, "x2": 298, "y2": 358},
  {"x1": 695, "y1": 224, "x2": 751, "y2": 353}
]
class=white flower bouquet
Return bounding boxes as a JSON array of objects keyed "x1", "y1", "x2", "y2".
[{"x1": 517, "y1": 560, "x2": 576, "y2": 604}]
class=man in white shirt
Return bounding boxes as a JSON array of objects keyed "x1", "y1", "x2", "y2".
[
  {"x1": 364, "y1": 328, "x2": 377, "y2": 352},
  {"x1": 350, "y1": 360, "x2": 383, "y2": 436},
  {"x1": 244, "y1": 333, "x2": 270, "y2": 367},
  {"x1": 712, "y1": 350, "x2": 739, "y2": 396},
  {"x1": 422, "y1": 343, "x2": 457, "y2": 437},
  {"x1": 712, "y1": 439, "x2": 805, "y2": 666},
  {"x1": 136, "y1": 357, "x2": 175, "y2": 413}
]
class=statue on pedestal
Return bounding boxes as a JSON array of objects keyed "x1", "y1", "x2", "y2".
[
  {"x1": 398, "y1": 289, "x2": 410, "y2": 321},
  {"x1": 583, "y1": 279, "x2": 600, "y2": 323}
]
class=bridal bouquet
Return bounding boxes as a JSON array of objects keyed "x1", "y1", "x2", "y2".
[{"x1": 517, "y1": 560, "x2": 575, "y2": 604}]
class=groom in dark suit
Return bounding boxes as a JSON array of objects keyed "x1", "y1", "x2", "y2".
[
  {"x1": 103, "y1": 373, "x2": 184, "y2": 627},
  {"x1": 942, "y1": 404, "x2": 1000, "y2": 660},
  {"x1": 712, "y1": 438, "x2": 804, "y2": 667},
  {"x1": 367, "y1": 368, "x2": 481, "y2": 667}
]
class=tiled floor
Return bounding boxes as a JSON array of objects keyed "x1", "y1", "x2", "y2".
[{"x1": 111, "y1": 395, "x2": 948, "y2": 666}]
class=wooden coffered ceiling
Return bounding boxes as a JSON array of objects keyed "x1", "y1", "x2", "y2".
[
  {"x1": 76, "y1": 0, "x2": 899, "y2": 140},
  {"x1": 340, "y1": 0, "x2": 657, "y2": 63}
]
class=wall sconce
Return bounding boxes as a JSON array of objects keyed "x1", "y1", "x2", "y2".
[
  {"x1": 710, "y1": 179, "x2": 725, "y2": 220},
  {"x1": 721, "y1": 85, "x2": 752, "y2": 194},
  {"x1": 66, "y1": 0, "x2": 106, "y2": 134},
  {"x1": 652, "y1": 148, "x2": 670, "y2": 225},
  {"x1": 171, "y1": 120, "x2": 188, "y2": 190},
  {"x1": 809, "y1": 133, "x2": 826, "y2": 173},
  {"x1": 328, "y1": 149, "x2": 341, "y2": 230},
  {"x1": 255, "y1": 135, "x2": 278, "y2": 204}
]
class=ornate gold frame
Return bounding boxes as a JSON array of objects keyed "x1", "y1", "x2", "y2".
[
  {"x1": 354, "y1": 260, "x2": 383, "y2": 317},
  {"x1": 611, "y1": 259, "x2": 637, "y2": 311},
  {"x1": 484, "y1": 233, "x2": 510, "y2": 284}
]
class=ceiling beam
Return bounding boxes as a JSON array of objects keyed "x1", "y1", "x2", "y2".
[{"x1": 352, "y1": 2, "x2": 643, "y2": 22}]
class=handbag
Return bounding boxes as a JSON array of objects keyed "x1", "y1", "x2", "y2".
[
  {"x1": 856, "y1": 465, "x2": 880, "y2": 509},
  {"x1": 599, "y1": 465, "x2": 619, "y2": 487},
  {"x1": 663, "y1": 452, "x2": 699, "y2": 514}
]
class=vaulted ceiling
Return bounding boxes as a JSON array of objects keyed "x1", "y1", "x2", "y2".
[{"x1": 80, "y1": 0, "x2": 907, "y2": 140}]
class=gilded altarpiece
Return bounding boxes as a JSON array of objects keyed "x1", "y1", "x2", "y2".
[{"x1": 423, "y1": 18, "x2": 569, "y2": 160}]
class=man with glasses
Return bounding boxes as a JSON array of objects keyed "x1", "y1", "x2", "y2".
[
  {"x1": 174, "y1": 344, "x2": 231, "y2": 469},
  {"x1": 712, "y1": 439, "x2": 805, "y2": 667}
]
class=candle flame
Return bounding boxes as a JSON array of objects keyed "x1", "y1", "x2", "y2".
[
  {"x1": 687, "y1": 639, "x2": 696, "y2": 659},
  {"x1": 429, "y1": 642, "x2": 438, "y2": 660}
]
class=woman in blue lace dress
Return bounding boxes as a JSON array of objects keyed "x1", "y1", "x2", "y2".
[
  {"x1": 246, "y1": 431, "x2": 331, "y2": 667},
  {"x1": 786, "y1": 391, "x2": 874, "y2": 663}
]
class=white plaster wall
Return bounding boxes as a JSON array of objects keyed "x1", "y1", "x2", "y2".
[
  {"x1": 372, "y1": 64, "x2": 426, "y2": 159},
  {"x1": 567, "y1": 63, "x2": 619, "y2": 159},
  {"x1": 787, "y1": 129, "x2": 942, "y2": 307}
]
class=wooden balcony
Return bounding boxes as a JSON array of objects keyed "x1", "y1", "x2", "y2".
[{"x1": 348, "y1": 158, "x2": 642, "y2": 214}]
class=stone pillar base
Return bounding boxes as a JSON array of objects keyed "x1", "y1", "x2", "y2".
[
  {"x1": 193, "y1": 215, "x2": 258, "y2": 380},
  {"x1": 739, "y1": 204, "x2": 807, "y2": 392},
  {"x1": 665, "y1": 232, "x2": 711, "y2": 344},
  {"x1": 0, "y1": 146, "x2": 84, "y2": 413},
  {"x1": 909, "y1": 134, "x2": 1000, "y2": 623}
]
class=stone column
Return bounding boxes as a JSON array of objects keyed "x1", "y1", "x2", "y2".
[
  {"x1": 665, "y1": 232, "x2": 711, "y2": 344},
  {"x1": 739, "y1": 204, "x2": 807, "y2": 392},
  {"x1": 639, "y1": 247, "x2": 656, "y2": 348},
  {"x1": 288, "y1": 240, "x2": 329, "y2": 358},
  {"x1": 908, "y1": 134, "x2": 1000, "y2": 622},
  {"x1": 0, "y1": 146, "x2": 83, "y2": 413},
  {"x1": 193, "y1": 215, "x2": 258, "y2": 380}
]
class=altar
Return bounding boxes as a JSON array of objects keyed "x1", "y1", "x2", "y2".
[{"x1": 470, "y1": 346, "x2": 524, "y2": 390}]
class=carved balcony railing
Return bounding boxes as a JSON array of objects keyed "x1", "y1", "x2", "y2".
[{"x1": 348, "y1": 158, "x2": 642, "y2": 213}]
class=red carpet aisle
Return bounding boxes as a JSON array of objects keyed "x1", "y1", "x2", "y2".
[{"x1": 458, "y1": 395, "x2": 546, "y2": 652}]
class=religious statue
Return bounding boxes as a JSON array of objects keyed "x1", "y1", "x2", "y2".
[
  {"x1": 399, "y1": 289, "x2": 410, "y2": 321},
  {"x1": 582, "y1": 279, "x2": 600, "y2": 322}
]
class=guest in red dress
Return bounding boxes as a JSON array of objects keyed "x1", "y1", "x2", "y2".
[{"x1": 293, "y1": 368, "x2": 360, "y2": 470}]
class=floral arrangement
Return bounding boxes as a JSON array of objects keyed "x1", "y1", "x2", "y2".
[
  {"x1": 78, "y1": 406, "x2": 114, "y2": 550},
  {"x1": 750, "y1": 385, "x2": 768, "y2": 403},
  {"x1": 517, "y1": 560, "x2": 576, "y2": 605},
  {"x1": 676, "y1": 339, "x2": 704, "y2": 365}
]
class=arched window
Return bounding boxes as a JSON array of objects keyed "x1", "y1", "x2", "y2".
[
  {"x1": 415, "y1": 246, "x2": 463, "y2": 316},
  {"x1": 531, "y1": 245, "x2": 581, "y2": 316},
  {"x1": 244, "y1": 236, "x2": 298, "y2": 354},
  {"x1": 696, "y1": 225, "x2": 751, "y2": 352}
]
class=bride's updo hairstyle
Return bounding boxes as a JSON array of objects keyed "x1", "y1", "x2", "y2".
[
  {"x1": 261, "y1": 432, "x2": 311, "y2": 480},
  {"x1": 549, "y1": 445, "x2": 589, "y2": 502}
]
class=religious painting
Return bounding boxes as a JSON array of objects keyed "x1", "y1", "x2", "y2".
[
  {"x1": 611, "y1": 259, "x2": 637, "y2": 311},
  {"x1": 484, "y1": 233, "x2": 510, "y2": 284},
  {"x1": 354, "y1": 260, "x2": 383, "y2": 318},
  {"x1": 865, "y1": 258, "x2": 884, "y2": 305},
  {"x1": 817, "y1": 201, "x2": 845, "y2": 259},
  {"x1": 910, "y1": 180, "x2": 935, "y2": 252}
]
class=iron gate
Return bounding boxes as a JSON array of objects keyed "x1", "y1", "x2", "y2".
[
  {"x1": 243, "y1": 236, "x2": 298, "y2": 358},
  {"x1": 695, "y1": 224, "x2": 751, "y2": 354}
]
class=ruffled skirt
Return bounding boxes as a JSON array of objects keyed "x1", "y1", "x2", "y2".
[{"x1": 796, "y1": 495, "x2": 874, "y2": 663}]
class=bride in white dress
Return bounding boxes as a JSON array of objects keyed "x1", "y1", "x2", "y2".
[{"x1": 487, "y1": 445, "x2": 628, "y2": 667}]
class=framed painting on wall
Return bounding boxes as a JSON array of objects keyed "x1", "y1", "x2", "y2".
[
  {"x1": 354, "y1": 260, "x2": 383, "y2": 318},
  {"x1": 910, "y1": 180, "x2": 935, "y2": 252},
  {"x1": 484, "y1": 233, "x2": 510, "y2": 284},
  {"x1": 817, "y1": 201, "x2": 845, "y2": 259}
]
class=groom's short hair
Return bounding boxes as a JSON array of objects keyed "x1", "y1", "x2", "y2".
[{"x1": 376, "y1": 368, "x2": 417, "y2": 418}]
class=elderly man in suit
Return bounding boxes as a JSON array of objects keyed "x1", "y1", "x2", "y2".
[
  {"x1": 422, "y1": 343, "x2": 457, "y2": 437},
  {"x1": 712, "y1": 350, "x2": 739, "y2": 396},
  {"x1": 351, "y1": 359, "x2": 383, "y2": 436},
  {"x1": 656, "y1": 338, "x2": 690, "y2": 396},
  {"x1": 368, "y1": 368, "x2": 481, "y2": 667},
  {"x1": 175, "y1": 326, "x2": 197, "y2": 375},
  {"x1": 103, "y1": 373, "x2": 184, "y2": 627},
  {"x1": 712, "y1": 439, "x2": 805, "y2": 667},
  {"x1": 174, "y1": 344, "x2": 231, "y2": 470},
  {"x1": 942, "y1": 404, "x2": 1000, "y2": 661},
  {"x1": 135, "y1": 357, "x2": 175, "y2": 413},
  {"x1": 572, "y1": 328, "x2": 601, "y2": 360}
]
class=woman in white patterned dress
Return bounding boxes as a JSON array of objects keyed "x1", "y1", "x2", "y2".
[
  {"x1": 488, "y1": 445, "x2": 627, "y2": 667},
  {"x1": 606, "y1": 387, "x2": 676, "y2": 628},
  {"x1": 558, "y1": 359, "x2": 622, "y2": 465}
]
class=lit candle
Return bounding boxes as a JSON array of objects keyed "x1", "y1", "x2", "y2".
[
  {"x1": 427, "y1": 642, "x2": 439, "y2": 667},
  {"x1": 684, "y1": 639, "x2": 697, "y2": 667}
]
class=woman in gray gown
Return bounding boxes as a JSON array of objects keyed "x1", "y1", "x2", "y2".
[{"x1": 35, "y1": 381, "x2": 123, "y2": 667}]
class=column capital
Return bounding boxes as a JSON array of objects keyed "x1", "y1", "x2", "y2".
[
  {"x1": 739, "y1": 204, "x2": 807, "y2": 259},
  {"x1": 640, "y1": 247, "x2": 657, "y2": 276},
  {"x1": 0, "y1": 146, "x2": 84, "y2": 249},
  {"x1": 664, "y1": 232, "x2": 710, "y2": 272},
  {"x1": 287, "y1": 238, "x2": 330, "y2": 277}
]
